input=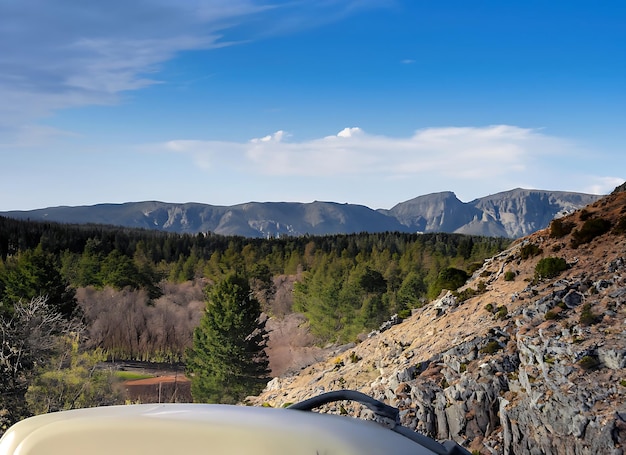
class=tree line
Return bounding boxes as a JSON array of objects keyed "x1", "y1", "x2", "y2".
[{"x1": 1, "y1": 216, "x2": 510, "y2": 353}]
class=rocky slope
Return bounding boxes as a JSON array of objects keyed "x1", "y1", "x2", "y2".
[
  {"x1": 384, "y1": 188, "x2": 601, "y2": 238},
  {"x1": 1, "y1": 188, "x2": 602, "y2": 238},
  {"x1": 250, "y1": 188, "x2": 626, "y2": 455}
]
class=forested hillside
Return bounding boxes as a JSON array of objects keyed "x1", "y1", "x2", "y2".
[
  {"x1": 0, "y1": 216, "x2": 510, "y2": 344},
  {"x1": 0, "y1": 215, "x2": 510, "y2": 431}
]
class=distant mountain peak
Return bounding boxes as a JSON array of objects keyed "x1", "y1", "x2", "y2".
[{"x1": 0, "y1": 188, "x2": 604, "y2": 238}]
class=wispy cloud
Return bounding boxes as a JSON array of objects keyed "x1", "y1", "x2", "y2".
[
  {"x1": 150, "y1": 124, "x2": 621, "y2": 201},
  {"x1": 0, "y1": 0, "x2": 385, "y2": 132},
  {"x1": 583, "y1": 177, "x2": 625, "y2": 195},
  {"x1": 1, "y1": 1, "x2": 252, "y2": 128}
]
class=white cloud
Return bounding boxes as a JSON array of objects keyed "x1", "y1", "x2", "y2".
[
  {"x1": 152, "y1": 124, "x2": 600, "y2": 203},
  {"x1": 240, "y1": 125, "x2": 567, "y2": 178},
  {"x1": 251, "y1": 130, "x2": 288, "y2": 143},
  {"x1": 583, "y1": 177, "x2": 625, "y2": 195},
  {"x1": 336, "y1": 127, "x2": 363, "y2": 138}
]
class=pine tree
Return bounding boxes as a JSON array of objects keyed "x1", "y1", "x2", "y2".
[
  {"x1": 1, "y1": 245, "x2": 77, "y2": 318},
  {"x1": 185, "y1": 274, "x2": 269, "y2": 404}
]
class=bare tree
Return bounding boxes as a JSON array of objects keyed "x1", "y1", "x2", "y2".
[
  {"x1": 0, "y1": 296, "x2": 76, "y2": 432},
  {"x1": 77, "y1": 282, "x2": 205, "y2": 362}
]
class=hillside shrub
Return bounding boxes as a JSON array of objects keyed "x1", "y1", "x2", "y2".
[
  {"x1": 571, "y1": 218, "x2": 612, "y2": 248},
  {"x1": 349, "y1": 351, "x2": 361, "y2": 363},
  {"x1": 534, "y1": 257, "x2": 568, "y2": 280},
  {"x1": 453, "y1": 280, "x2": 487, "y2": 303},
  {"x1": 545, "y1": 309, "x2": 559, "y2": 320},
  {"x1": 520, "y1": 243, "x2": 542, "y2": 259},
  {"x1": 504, "y1": 270, "x2": 515, "y2": 281},
  {"x1": 453, "y1": 287, "x2": 477, "y2": 302},
  {"x1": 612, "y1": 215, "x2": 626, "y2": 235},
  {"x1": 549, "y1": 218, "x2": 576, "y2": 238},
  {"x1": 579, "y1": 209, "x2": 592, "y2": 221},
  {"x1": 480, "y1": 341, "x2": 502, "y2": 354},
  {"x1": 434, "y1": 267, "x2": 469, "y2": 293},
  {"x1": 495, "y1": 305, "x2": 508, "y2": 320},
  {"x1": 578, "y1": 355, "x2": 600, "y2": 371},
  {"x1": 579, "y1": 303, "x2": 600, "y2": 326}
]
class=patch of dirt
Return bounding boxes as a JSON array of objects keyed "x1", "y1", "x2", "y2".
[
  {"x1": 265, "y1": 313, "x2": 343, "y2": 377},
  {"x1": 124, "y1": 375, "x2": 189, "y2": 386},
  {"x1": 124, "y1": 374, "x2": 191, "y2": 403}
]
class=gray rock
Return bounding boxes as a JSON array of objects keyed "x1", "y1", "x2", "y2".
[{"x1": 563, "y1": 290, "x2": 584, "y2": 308}]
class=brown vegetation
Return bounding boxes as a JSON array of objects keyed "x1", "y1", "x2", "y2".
[{"x1": 77, "y1": 281, "x2": 205, "y2": 362}]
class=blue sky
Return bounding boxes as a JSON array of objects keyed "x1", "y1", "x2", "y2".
[{"x1": 1, "y1": 0, "x2": 624, "y2": 211}]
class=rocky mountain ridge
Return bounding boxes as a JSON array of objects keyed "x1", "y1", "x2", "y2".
[
  {"x1": 250, "y1": 188, "x2": 626, "y2": 454},
  {"x1": 1, "y1": 188, "x2": 601, "y2": 239}
]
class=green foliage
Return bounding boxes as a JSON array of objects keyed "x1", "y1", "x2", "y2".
[
  {"x1": 480, "y1": 341, "x2": 502, "y2": 354},
  {"x1": 114, "y1": 371, "x2": 155, "y2": 381},
  {"x1": 571, "y1": 218, "x2": 612, "y2": 248},
  {"x1": 579, "y1": 303, "x2": 600, "y2": 326},
  {"x1": 397, "y1": 272, "x2": 427, "y2": 310},
  {"x1": 549, "y1": 218, "x2": 576, "y2": 238},
  {"x1": 26, "y1": 336, "x2": 122, "y2": 415},
  {"x1": 545, "y1": 309, "x2": 559, "y2": 320},
  {"x1": 186, "y1": 275, "x2": 269, "y2": 404},
  {"x1": 453, "y1": 287, "x2": 477, "y2": 302},
  {"x1": 534, "y1": 257, "x2": 568, "y2": 280},
  {"x1": 504, "y1": 270, "x2": 516, "y2": 281},
  {"x1": 520, "y1": 243, "x2": 542, "y2": 259},
  {"x1": 578, "y1": 355, "x2": 600, "y2": 371},
  {"x1": 349, "y1": 351, "x2": 361, "y2": 363},
  {"x1": 0, "y1": 245, "x2": 77, "y2": 318},
  {"x1": 433, "y1": 267, "x2": 469, "y2": 296},
  {"x1": 358, "y1": 266, "x2": 387, "y2": 293},
  {"x1": 495, "y1": 305, "x2": 508, "y2": 320}
]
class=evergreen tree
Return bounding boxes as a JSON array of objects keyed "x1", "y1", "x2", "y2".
[
  {"x1": 185, "y1": 275, "x2": 269, "y2": 404},
  {"x1": 0, "y1": 245, "x2": 77, "y2": 318}
]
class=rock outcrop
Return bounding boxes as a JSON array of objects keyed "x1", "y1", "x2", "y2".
[{"x1": 250, "y1": 189, "x2": 626, "y2": 455}]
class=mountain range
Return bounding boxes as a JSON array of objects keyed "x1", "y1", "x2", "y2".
[{"x1": 1, "y1": 188, "x2": 602, "y2": 239}]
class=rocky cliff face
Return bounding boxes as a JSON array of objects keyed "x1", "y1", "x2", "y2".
[
  {"x1": 385, "y1": 188, "x2": 602, "y2": 238},
  {"x1": 250, "y1": 190, "x2": 626, "y2": 455},
  {"x1": 1, "y1": 188, "x2": 602, "y2": 238}
]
